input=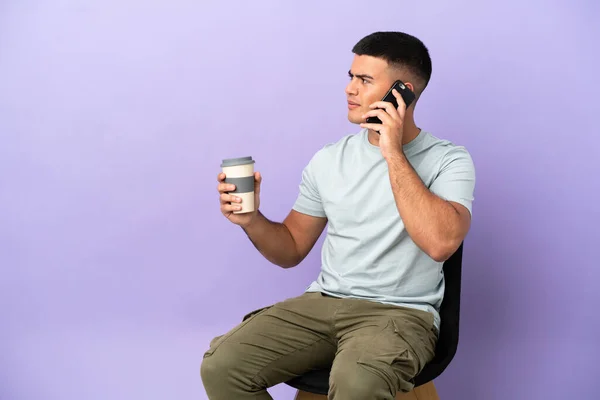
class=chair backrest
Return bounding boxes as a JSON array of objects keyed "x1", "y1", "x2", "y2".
[{"x1": 413, "y1": 242, "x2": 463, "y2": 386}]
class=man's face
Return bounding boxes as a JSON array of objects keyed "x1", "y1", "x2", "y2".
[{"x1": 345, "y1": 55, "x2": 402, "y2": 125}]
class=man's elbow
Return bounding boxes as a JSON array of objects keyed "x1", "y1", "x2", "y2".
[
  {"x1": 429, "y1": 205, "x2": 470, "y2": 262},
  {"x1": 277, "y1": 258, "x2": 301, "y2": 269},
  {"x1": 427, "y1": 237, "x2": 463, "y2": 262},
  {"x1": 428, "y1": 248, "x2": 452, "y2": 263},
  {"x1": 274, "y1": 251, "x2": 304, "y2": 269}
]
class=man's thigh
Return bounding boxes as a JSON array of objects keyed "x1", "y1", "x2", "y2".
[
  {"x1": 202, "y1": 292, "x2": 338, "y2": 388},
  {"x1": 332, "y1": 303, "x2": 438, "y2": 394}
]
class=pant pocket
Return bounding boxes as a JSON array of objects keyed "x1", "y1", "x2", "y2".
[
  {"x1": 390, "y1": 318, "x2": 435, "y2": 375},
  {"x1": 203, "y1": 306, "x2": 272, "y2": 358},
  {"x1": 355, "y1": 319, "x2": 420, "y2": 393},
  {"x1": 242, "y1": 306, "x2": 271, "y2": 321}
]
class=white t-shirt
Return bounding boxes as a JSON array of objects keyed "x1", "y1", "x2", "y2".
[{"x1": 292, "y1": 128, "x2": 476, "y2": 330}]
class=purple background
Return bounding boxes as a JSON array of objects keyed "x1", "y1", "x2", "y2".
[{"x1": 1, "y1": 1, "x2": 598, "y2": 399}]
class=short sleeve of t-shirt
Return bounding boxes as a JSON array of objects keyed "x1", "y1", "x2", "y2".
[
  {"x1": 292, "y1": 151, "x2": 327, "y2": 218},
  {"x1": 429, "y1": 146, "x2": 476, "y2": 215}
]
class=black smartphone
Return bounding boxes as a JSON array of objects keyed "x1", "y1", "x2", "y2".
[{"x1": 366, "y1": 80, "x2": 416, "y2": 125}]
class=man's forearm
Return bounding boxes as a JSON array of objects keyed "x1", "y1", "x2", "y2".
[
  {"x1": 386, "y1": 152, "x2": 463, "y2": 261},
  {"x1": 241, "y1": 211, "x2": 301, "y2": 268}
]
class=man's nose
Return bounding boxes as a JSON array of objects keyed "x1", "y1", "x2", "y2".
[{"x1": 345, "y1": 80, "x2": 358, "y2": 95}]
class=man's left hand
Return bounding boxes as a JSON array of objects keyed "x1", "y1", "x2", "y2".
[{"x1": 360, "y1": 88, "x2": 407, "y2": 159}]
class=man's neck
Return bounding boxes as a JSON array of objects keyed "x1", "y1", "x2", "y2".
[{"x1": 367, "y1": 117, "x2": 421, "y2": 147}]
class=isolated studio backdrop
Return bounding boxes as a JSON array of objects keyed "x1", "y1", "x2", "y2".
[{"x1": 1, "y1": 1, "x2": 598, "y2": 400}]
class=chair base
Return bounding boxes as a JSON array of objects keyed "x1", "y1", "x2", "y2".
[{"x1": 294, "y1": 381, "x2": 439, "y2": 400}]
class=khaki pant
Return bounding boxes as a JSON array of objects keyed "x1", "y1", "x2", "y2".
[{"x1": 201, "y1": 292, "x2": 438, "y2": 400}]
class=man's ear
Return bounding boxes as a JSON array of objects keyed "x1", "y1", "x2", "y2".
[{"x1": 404, "y1": 81, "x2": 416, "y2": 94}]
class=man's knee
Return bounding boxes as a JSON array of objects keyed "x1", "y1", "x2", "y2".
[
  {"x1": 200, "y1": 342, "x2": 244, "y2": 391},
  {"x1": 200, "y1": 347, "x2": 229, "y2": 389},
  {"x1": 329, "y1": 362, "x2": 396, "y2": 400},
  {"x1": 201, "y1": 340, "x2": 267, "y2": 394}
]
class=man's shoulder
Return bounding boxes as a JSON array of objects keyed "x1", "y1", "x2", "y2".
[
  {"x1": 419, "y1": 131, "x2": 474, "y2": 166},
  {"x1": 307, "y1": 130, "x2": 362, "y2": 165}
]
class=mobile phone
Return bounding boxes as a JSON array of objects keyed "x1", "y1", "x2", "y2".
[{"x1": 365, "y1": 80, "x2": 416, "y2": 125}]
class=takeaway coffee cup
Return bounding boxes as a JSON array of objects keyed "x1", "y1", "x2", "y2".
[{"x1": 221, "y1": 156, "x2": 255, "y2": 214}]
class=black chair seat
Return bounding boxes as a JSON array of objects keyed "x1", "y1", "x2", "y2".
[
  {"x1": 285, "y1": 244, "x2": 464, "y2": 395},
  {"x1": 285, "y1": 368, "x2": 330, "y2": 395}
]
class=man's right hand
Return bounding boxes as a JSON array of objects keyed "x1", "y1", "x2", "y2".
[{"x1": 217, "y1": 171, "x2": 262, "y2": 228}]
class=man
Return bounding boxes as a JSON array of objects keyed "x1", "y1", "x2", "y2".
[{"x1": 201, "y1": 31, "x2": 475, "y2": 400}]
